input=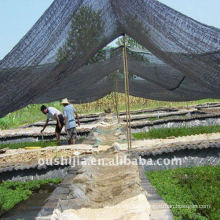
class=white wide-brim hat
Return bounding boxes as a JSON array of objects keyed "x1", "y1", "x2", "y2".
[{"x1": 61, "y1": 98, "x2": 70, "y2": 104}]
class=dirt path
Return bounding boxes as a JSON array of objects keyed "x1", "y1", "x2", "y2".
[{"x1": 43, "y1": 151, "x2": 152, "y2": 220}]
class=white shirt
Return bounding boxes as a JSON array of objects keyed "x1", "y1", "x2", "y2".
[{"x1": 47, "y1": 107, "x2": 61, "y2": 120}]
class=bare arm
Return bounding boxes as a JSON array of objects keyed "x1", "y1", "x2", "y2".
[
  {"x1": 64, "y1": 116, "x2": 67, "y2": 132},
  {"x1": 55, "y1": 113, "x2": 61, "y2": 128},
  {"x1": 75, "y1": 112, "x2": 80, "y2": 127},
  {"x1": 41, "y1": 119, "x2": 49, "y2": 133}
]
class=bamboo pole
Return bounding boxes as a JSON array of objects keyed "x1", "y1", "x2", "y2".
[
  {"x1": 113, "y1": 74, "x2": 120, "y2": 123},
  {"x1": 122, "y1": 35, "x2": 132, "y2": 150}
]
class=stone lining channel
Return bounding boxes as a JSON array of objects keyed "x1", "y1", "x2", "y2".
[{"x1": 0, "y1": 165, "x2": 69, "y2": 183}]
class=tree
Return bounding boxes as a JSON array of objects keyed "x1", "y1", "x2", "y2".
[
  {"x1": 57, "y1": 6, "x2": 104, "y2": 62},
  {"x1": 116, "y1": 35, "x2": 145, "y2": 49}
]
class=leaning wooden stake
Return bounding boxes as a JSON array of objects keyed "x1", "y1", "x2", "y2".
[
  {"x1": 113, "y1": 74, "x2": 120, "y2": 123},
  {"x1": 122, "y1": 35, "x2": 132, "y2": 150}
]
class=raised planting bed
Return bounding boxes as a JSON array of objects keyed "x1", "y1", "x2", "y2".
[
  {"x1": 196, "y1": 102, "x2": 220, "y2": 108},
  {"x1": 27, "y1": 117, "x2": 99, "y2": 128},
  {"x1": 126, "y1": 111, "x2": 206, "y2": 122},
  {"x1": 146, "y1": 165, "x2": 220, "y2": 220},
  {"x1": 139, "y1": 146, "x2": 220, "y2": 171},
  {"x1": 0, "y1": 178, "x2": 61, "y2": 218},
  {"x1": 0, "y1": 138, "x2": 84, "y2": 150},
  {"x1": 133, "y1": 125, "x2": 220, "y2": 140},
  {"x1": 131, "y1": 114, "x2": 220, "y2": 133},
  {"x1": 0, "y1": 126, "x2": 90, "y2": 145},
  {"x1": 119, "y1": 107, "x2": 179, "y2": 116}
]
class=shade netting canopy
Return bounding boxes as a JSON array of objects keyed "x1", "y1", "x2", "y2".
[{"x1": 0, "y1": 0, "x2": 219, "y2": 117}]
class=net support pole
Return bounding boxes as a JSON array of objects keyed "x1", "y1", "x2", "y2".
[
  {"x1": 122, "y1": 34, "x2": 132, "y2": 151},
  {"x1": 113, "y1": 74, "x2": 120, "y2": 123}
]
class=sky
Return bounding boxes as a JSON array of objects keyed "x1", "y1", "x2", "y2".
[{"x1": 0, "y1": 0, "x2": 219, "y2": 60}]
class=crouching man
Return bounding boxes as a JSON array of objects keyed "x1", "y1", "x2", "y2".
[
  {"x1": 61, "y1": 98, "x2": 80, "y2": 144},
  {"x1": 40, "y1": 105, "x2": 64, "y2": 146}
]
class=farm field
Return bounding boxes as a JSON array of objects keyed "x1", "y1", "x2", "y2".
[{"x1": 146, "y1": 165, "x2": 220, "y2": 220}]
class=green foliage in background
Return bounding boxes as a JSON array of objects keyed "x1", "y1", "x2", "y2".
[
  {"x1": 57, "y1": 6, "x2": 103, "y2": 61},
  {"x1": 133, "y1": 125, "x2": 220, "y2": 140},
  {"x1": 0, "y1": 102, "x2": 62, "y2": 130},
  {"x1": 146, "y1": 165, "x2": 220, "y2": 220},
  {"x1": 0, "y1": 178, "x2": 61, "y2": 215},
  {"x1": 0, "y1": 97, "x2": 219, "y2": 130},
  {"x1": 116, "y1": 35, "x2": 145, "y2": 49}
]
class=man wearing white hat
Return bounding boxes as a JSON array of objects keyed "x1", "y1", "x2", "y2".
[{"x1": 61, "y1": 98, "x2": 80, "y2": 144}]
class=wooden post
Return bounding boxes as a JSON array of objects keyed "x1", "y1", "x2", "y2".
[{"x1": 122, "y1": 34, "x2": 132, "y2": 150}]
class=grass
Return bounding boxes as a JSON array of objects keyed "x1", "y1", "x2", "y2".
[
  {"x1": 144, "y1": 114, "x2": 190, "y2": 121},
  {"x1": 0, "y1": 178, "x2": 61, "y2": 215},
  {"x1": 133, "y1": 125, "x2": 220, "y2": 139},
  {"x1": 145, "y1": 116, "x2": 167, "y2": 121},
  {"x1": 0, "y1": 102, "x2": 62, "y2": 130},
  {"x1": 0, "y1": 137, "x2": 85, "y2": 150},
  {"x1": 0, "y1": 95, "x2": 219, "y2": 130},
  {"x1": 146, "y1": 165, "x2": 220, "y2": 220},
  {"x1": 0, "y1": 141, "x2": 57, "y2": 150}
]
